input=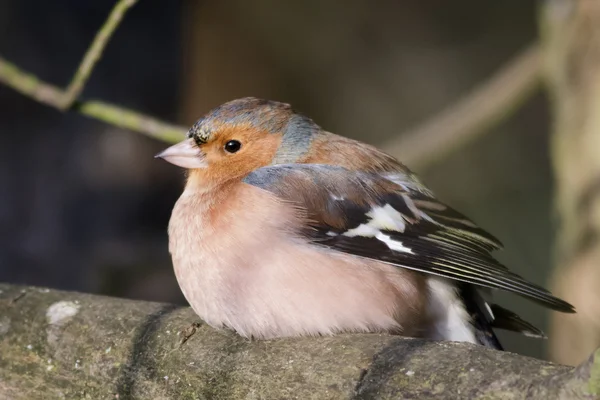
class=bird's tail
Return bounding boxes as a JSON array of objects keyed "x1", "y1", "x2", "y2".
[
  {"x1": 459, "y1": 285, "x2": 546, "y2": 350},
  {"x1": 489, "y1": 304, "x2": 547, "y2": 339}
]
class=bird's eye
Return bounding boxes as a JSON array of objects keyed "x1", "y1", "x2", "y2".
[{"x1": 224, "y1": 140, "x2": 242, "y2": 153}]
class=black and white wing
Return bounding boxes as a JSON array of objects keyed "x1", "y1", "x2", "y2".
[{"x1": 243, "y1": 164, "x2": 575, "y2": 313}]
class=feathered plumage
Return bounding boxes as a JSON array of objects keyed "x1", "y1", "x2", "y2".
[
  {"x1": 243, "y1": 164, "x2": 573, "y2": 313},
  {"x1": 157, "y1": 97, "x2": 575, "y2": 350}
]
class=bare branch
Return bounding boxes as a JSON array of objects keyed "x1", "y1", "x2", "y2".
[
  {"x1": 61, "y1": 0, "x2": 139, "y2": 109},
  {"x1": 0, "y1": 0, "x2": 186, "y2": 143},
  {"x1": 0, "y1": 55, "x2": 186, "y2": 142},
  {"x1": 0, "y1": 55, "x2": 66, "y2": 107},
  {"x1": 75, "y1": 101, "x2": 187, "y2": 143},
  {"x1": 385, "y1": 44, "x2": 542, "y2": 170}
]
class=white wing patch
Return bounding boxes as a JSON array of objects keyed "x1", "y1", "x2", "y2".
[
  {"x1": 342, "y1": 204, "x2": 413, "y2": 254},
  {"x1": 368, "y1": 204, "x2": 406, "y2": 232},
  {"x1": 343, "y1": 223, "x2": 378, "y2": 237},
  {"x1": 375, "y1": 232, "x2": 413, "y2": 253}
]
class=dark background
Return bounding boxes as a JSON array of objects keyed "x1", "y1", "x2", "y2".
[{"x1": 0, "y1": 1, "x2": 556, "y2": 359}]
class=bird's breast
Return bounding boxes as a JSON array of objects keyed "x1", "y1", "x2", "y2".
[{"x1": 167, "y1": 185, "x2": 435, "y2": 339}]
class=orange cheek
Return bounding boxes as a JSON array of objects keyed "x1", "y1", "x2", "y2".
[{"x1": 188, "y1": 130, "x2": 283, "y2": 187}]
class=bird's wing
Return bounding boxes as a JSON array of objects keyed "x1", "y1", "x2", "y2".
[{"x1": 243, "y1": 164, "x2": 574, "y2": 313}]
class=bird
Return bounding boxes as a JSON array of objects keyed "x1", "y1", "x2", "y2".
[{"x1": 156, "y1": 97, "x2": 575, "y2": 350}]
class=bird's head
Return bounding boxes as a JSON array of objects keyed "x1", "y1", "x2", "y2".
[{"x1": 156, "y1": 97, "x2": 321, "y2": 187}]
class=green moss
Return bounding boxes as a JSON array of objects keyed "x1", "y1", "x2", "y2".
[{"x1": 588, "y1": 349, "x2": 600, "y2": 395}]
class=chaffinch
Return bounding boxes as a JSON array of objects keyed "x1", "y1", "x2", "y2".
[{"x1": 157, "y1": 97, "x2": 574, "y2": 350}]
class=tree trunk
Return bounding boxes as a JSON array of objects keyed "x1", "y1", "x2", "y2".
[{"x1": 542, "y1": 0, "x2": 600, "y2": 365}]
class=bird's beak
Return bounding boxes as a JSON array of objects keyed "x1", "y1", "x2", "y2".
[{"x1": 155, "y1": 138, "x2": 207, "y2": 169}]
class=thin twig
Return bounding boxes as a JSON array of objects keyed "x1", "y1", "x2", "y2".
[
  {"x1": 0, "y1": 55, "x2": 186, "y2": 143},
  {"x1": 385, "y1": 44, "x2": 542, "y2": 170},
  {"x1": 61, "y1": 0, "x2": 139, "y2": 109},
  {"x1": 76, "y1": 100, "x2": 186, "y2": 143},
  {"x1": 0, "y1": 0, "x2": 185, "y2": 143},
  {"x1": 0, "y1": 55, "x2": 66, "y2": 107}
]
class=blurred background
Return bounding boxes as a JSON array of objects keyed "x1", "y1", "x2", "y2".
[{"x1": 0, "y1": 0, "x2": 585, "y2": 361}]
